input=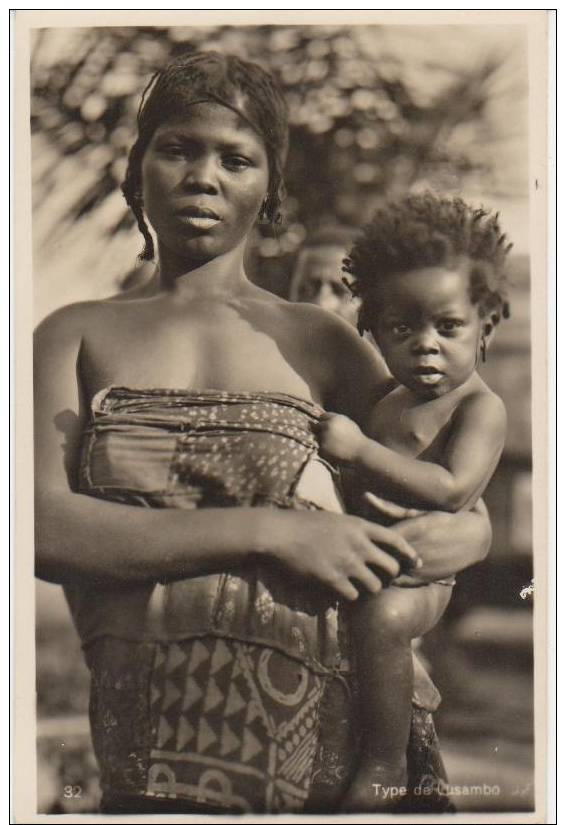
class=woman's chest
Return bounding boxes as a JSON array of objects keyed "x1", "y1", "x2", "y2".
[{"x1": 80, "y1": 307, "x2": 324, "y2": 403}]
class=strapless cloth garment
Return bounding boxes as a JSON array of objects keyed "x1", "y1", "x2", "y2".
[{"x1": 64, "y1": 386, "x2": 450, "y2": 814}]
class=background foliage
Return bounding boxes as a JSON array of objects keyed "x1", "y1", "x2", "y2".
[
  {"x1": 33, "y1": 24, "x2": 533, "y2": 814},
  {"x1": 31, "y1": 24, "x2": 527, "y2": 312}
]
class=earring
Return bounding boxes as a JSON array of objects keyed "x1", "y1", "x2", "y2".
[
  {"x1": 481, "y1": 336, "x2": 487, "y2": 363},
  {"x1": 257, "y1": 196, "x2": 270, "y2": 224}
]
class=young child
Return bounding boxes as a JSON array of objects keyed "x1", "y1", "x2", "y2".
[{"x1": 317, "y1": 193, "x2": 512, "y2": 811}]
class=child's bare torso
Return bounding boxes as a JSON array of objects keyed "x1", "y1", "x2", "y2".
[{"x1": 367, "y1": 373, "x2": 492, "y2": 462}]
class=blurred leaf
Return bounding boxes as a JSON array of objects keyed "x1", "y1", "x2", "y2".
[{"x1": 30, "y1": 24, "x2": 524, "y2": 309}]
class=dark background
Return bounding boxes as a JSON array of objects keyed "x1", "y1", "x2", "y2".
[{"x1": 32, "y1": 23, "x2": 533, "y2": 813}]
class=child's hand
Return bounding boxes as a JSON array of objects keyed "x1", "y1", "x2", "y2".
[{"x1": 316, "y1": 413, "x2": 367, "y2": 464}]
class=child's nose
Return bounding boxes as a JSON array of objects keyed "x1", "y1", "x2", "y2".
[{"x1": 411, "y1": 331, "x2": 440, "y2": 354}]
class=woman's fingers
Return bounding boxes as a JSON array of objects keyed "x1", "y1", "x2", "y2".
[
  {"x1": 350, "y1": 562, "x2": 384, "y2": 596},
  {"x1": 363, "y1": 491, "x2": 424, "y2": 520},
  {"x1": 363, "y1": 519, "x2": 421, "y2": 568},
  {"x1": 331, "y1": 576, "x2": 361, "y2": 602},
  {"x1": 362, "y1": 543, "x2": 402, "y2": 579}
]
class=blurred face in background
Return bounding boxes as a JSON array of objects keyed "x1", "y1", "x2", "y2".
[{"x1": 289, "y1": 244, "x2": 360, "y2": 325}]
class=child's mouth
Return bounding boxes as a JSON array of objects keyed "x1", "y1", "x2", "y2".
[{"x1": 412, "y1": 366, "x2": 444, "y2": 385}]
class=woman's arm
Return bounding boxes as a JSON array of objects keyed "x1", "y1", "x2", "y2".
[
  {"x1": 319, "y1": 312, "x2": 393, "y2": 423},
  {"x1": 34, "y1": 303, "x2": 264, "y2": 585},
  {"x1": 391, "y1": 500, "x2": 492, "y2": 584},
  {"x1": 34, "y1": 303, "x2": 416, "y2": 598}
]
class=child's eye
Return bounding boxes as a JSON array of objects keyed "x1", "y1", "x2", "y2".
[
  {"x1": 438, "y1": 319, "x2": 463, "y2": 333},
  {"x1": 392, "y1": 323, "x2": 411, "y2": 336},
  {"x1": 223, "y1": 155, "x2": 253, "y2": 171}
]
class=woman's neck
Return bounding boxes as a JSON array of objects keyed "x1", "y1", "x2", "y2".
[{"x1": 157, "y1": 242, "x2": 251, "y2": 300}]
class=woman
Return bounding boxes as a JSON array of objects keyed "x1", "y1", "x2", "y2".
[{"x1": 34, "y1": 52, "x2": 491, "y2": 814}]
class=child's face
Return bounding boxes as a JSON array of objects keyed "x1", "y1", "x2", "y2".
[
  {"x1": 369, "y1": 266, "x2": 485, "y2": 399},
  {"x1": 141, "y1": 102, "x2": 269, "y2": 264}
]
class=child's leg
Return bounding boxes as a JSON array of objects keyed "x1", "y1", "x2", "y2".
[{"x1": 342, "y1": 583, "x2": 452, "y2": 812}]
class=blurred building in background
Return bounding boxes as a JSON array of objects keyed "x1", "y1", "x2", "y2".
[{"x1": 32, "y1": 23, "x2": 533, "y2": 813}]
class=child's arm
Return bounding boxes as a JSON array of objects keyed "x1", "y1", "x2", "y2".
[{"x1": 318, "y1": 392, "x2": 507, "y2": 512}]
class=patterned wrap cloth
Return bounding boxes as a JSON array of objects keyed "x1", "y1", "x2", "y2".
[{"x1": 64, "y1": 386, "x2": 452, "y2": 814}]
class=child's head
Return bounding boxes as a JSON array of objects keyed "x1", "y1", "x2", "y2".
[
  {"x1": 344, "y1": 193, "x2": 512, "y2": 398},
  {"x1": 122, "y1": 51, "x2": 289, "y2": 260}
]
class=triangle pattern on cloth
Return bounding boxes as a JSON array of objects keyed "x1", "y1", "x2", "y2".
[
  {"x1": 210, "y1": 638, "x2": 233, "y2": 675},
  {"x1": 162, "y1": 679, "x2": 182, "y2": 712},
  {"x1": 166, "y1": 643, "x2": 187, "y2": 675},
  {"x1": 156, "y1": 715, "x2": 174, "y2": 749},
  {"x1": 175, "y1": 716, "x2": 195, "y2": 751},
  {"x1": 197, "y1": 716, "x2": 218, "y2": 753},
  {"x1": 245, "y1": 698, "x2": 263, "y2": 726},
  {"x1": 224, "y1": 682, "x2": 246, "y2": 718},
  {"x1": 230, "y1": 653, "x2": 243, "y2": 681},
  {"x1": 220, "y1": 720, "x2": 240, "y2": 757},
  {"x1": 188, "y1": 639, "x2": 211, "y2": 675},
  {"x1": 153, "y1": 645, "x2": 167, "y2": 672},
  {"x1": 182, "y1": 676, "x2": 203, "y2": 711},
  {"x1": 150, "y1": 683, "x2": 162, "y2": 708},
  {"x1": 241, "y1": 727, "x2": 263, "y2": 763},
  {"x1": 203, "y1": 677, "x2": 224, "y2": 714}
]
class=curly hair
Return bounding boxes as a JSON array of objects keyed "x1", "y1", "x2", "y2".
[
  {"x1": 122, "y1": 51, "x2": 289, "y2": 260},
  {"x1": 343, "y1": 193, "x2": 512, "y2": 335}
]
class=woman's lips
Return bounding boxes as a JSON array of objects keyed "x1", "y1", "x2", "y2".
[
  {"x1": 182, "y1": 215, "x2": 221, "y2": 230},
  {"x1": 177, "y1": 206, "x2": 222, "y2": 230}
]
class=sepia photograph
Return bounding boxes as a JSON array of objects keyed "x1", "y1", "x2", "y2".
[{"x1": 13, "y1": 10, "x2": 549, "y2": 821}]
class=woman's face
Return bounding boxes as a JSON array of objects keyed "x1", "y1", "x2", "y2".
[{"x1": 141, "y1": 102, "x2": 270, "y2": 264}]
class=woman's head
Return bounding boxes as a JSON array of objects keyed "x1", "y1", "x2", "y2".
[
  {"x1": 344, "y1": 193, "x2": 513, "y2": 397},
  {"x1": 122, "y1": 51, "x2": 289, "y2": 261}
]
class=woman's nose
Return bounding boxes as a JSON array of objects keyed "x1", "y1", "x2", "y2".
[{"x1": 182, "y1": 155, "x2": 218, "y2": 193}]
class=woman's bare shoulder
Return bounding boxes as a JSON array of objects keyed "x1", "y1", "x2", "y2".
[
  {"x1": 278, "y1": 299, "x2": 355, "y2": 336},
  {"x1": 35, "y1": 299, "x2": 109, "y2": 339},
  {"x1": 35, "y1": 296, "x2": 138, "y2": 339},
  {"x1": 276, "y1": 302, "x2": 390, "y2": 416}
]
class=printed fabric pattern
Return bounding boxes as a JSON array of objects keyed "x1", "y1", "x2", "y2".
[{"x1": 73, "y1": 386, "x2": 451, "y2": 813}]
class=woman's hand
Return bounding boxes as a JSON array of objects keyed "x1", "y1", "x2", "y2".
[
  {"x1": 264, "y1": 510, "x2": 421, "y2": 602},
  {"x1": 390, "y1": 500, "x2": 492, "y2": 583}
]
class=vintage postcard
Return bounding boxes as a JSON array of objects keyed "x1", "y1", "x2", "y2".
[{"x1": 13, "y1": 9, "x2": 551, "y2": 823}]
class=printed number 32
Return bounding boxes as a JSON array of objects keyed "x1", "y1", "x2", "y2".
[{"x1": 63, "y1": 785, "x2": 82, "y2": 799}]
